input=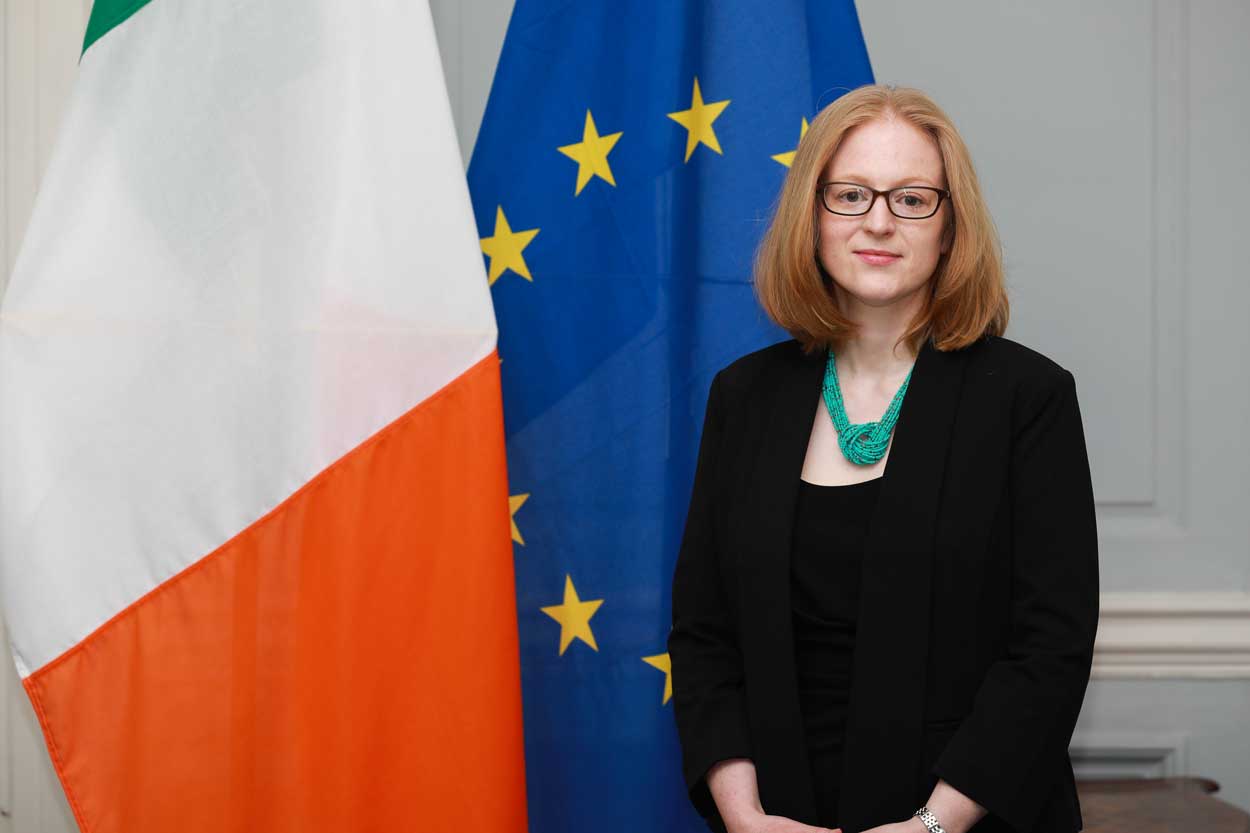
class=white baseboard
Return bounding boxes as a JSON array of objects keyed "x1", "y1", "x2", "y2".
[{"x1": 1069, "y1": 730, "x2": 1189, "y2": 780}]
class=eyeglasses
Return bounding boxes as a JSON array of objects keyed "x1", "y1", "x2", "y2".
[{"x1": 817, "y1": 181, "x2": 951, "y2": 219}]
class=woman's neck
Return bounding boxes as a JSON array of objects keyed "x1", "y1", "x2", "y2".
[
  {"x1": 829, "y1": 278, "x2": 926, "y2": 382},
  {"x1": 835, "y1": 335, "x2": 916, "y2": 386},
  {"x1": 833, "y1": 314, "x2": 920, "y2": 383}
]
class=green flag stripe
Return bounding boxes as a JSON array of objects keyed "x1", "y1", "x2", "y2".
[{"x1": 82, "y1": 0, "x2": 154, "y2": 56}]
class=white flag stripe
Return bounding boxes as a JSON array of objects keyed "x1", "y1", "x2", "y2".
[{"x1": 0, "y1": 0, "x2": 496, "y2": 675}]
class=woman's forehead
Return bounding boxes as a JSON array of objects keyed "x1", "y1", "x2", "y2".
[{"x1": 823, "y1": 118, "x2": 945, "y2": 187}]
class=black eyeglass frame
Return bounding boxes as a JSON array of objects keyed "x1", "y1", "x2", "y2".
[{"x1": 817, "y1": 180, "x2": 952, "y2": 219}]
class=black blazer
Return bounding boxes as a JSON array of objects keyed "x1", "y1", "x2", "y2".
[{"x1": 668, "y1": 334, "x2": 1099, "y2": 833}]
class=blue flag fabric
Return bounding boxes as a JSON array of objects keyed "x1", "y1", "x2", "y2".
[{"x1": 466, "y1": 3, "x2": 873, "y2": 830}]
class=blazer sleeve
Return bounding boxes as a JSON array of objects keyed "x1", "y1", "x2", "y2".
[
  {"x1": 668, "y1": 370, "x2": 753, "y2": 831},
  {"x1": 931, "y1": 368, "x2": 1100, "y2": 833}
]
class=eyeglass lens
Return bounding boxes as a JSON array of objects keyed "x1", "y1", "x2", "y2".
[{"x1": 823, "y1": 183, "x2": 942, "y2": 219}]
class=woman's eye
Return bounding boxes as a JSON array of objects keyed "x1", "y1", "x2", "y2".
[
  {"x1": 836, "y1": 189, "x2": 867, "y2": 203},
  {"x1": 894, "y1": 190, "x2": 932, "y2": 208}
]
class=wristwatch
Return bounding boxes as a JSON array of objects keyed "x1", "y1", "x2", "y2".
[{"x1": 913, "y1": 806, "x2": 947, "y2": 833}]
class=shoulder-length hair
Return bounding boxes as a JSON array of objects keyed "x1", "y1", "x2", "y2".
[{"x1": 753, "y1": 84, "x2": 1008, "y2": 356}]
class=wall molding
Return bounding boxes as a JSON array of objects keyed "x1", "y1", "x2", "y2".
[
  {"x1": 1147, "y1": 0, "x2": 1190, "y2": 525},
  {"x1": 1071, "y1": 730, "x2": 1189, "y2": 780},
  {"x1": 1094, "y1": 592, "x2": 1250, "y2": 679}
]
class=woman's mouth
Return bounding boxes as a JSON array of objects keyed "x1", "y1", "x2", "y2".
[{"x1": 854, "y1": 250, "x2": 901, "y2": 266}]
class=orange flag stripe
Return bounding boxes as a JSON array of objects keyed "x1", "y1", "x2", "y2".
[{"x1": 24, "y1": 351, "x2": 527, "y2": 833}]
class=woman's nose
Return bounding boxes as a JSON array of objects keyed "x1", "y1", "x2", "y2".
[{"x1": 862, "y1": 194, "x2": 896, "y2": 234}]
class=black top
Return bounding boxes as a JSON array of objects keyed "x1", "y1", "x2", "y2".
[{"x1": 790, "y1": 474, "x2": 882, "y2": 828}]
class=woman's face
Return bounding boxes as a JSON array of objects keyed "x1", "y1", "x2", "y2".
[{"x1": 816, "y1": 116, "x2": 951, "y2": 313}]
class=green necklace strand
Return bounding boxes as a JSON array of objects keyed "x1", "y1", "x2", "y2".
[{"x1": 822, "y1": 347, "x2": 913, "y2": 466}]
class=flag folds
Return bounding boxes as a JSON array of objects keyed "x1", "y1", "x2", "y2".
[
  {"x1": 467, "y1": 2, "x2": 872, "y2": 830},
  {"x1": 0, "y1": 1, "x2": 526, "y2": 831}
]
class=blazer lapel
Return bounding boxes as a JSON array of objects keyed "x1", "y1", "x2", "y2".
[
  {"x1": 732, "y1": 342, "x2": 826, "y2": 824},
  {"x1": 731, "y1": 336, "x2": 969, "y2": 831},
  {"x1": 839, "y1": 337, "x2": 969, "y2": 832}
]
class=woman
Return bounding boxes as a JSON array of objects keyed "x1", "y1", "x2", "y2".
[{"x1": 667, "y1": 84, "x2": 1099, "y2": 833}]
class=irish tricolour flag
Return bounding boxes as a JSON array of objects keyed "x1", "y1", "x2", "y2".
[{"x1": 0, "y1": 2, "x2": 527, "y2": 831}]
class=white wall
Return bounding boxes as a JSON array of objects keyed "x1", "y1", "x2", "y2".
[{"x1": 2, "y1": 1, "x2": 1247, "y2": 830}]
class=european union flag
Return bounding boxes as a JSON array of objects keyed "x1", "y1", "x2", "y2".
[{"x1": 466, "y1": 3, "x2": 873, "y2": 830}]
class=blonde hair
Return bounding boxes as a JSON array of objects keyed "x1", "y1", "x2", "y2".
[{"x1": 753, "y1": 83, "x2": 1008, "y2": 355}]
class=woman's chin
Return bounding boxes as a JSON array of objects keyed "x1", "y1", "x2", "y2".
[{"x1": 842, "y1": 285, "x2": 910, "y2": 308}]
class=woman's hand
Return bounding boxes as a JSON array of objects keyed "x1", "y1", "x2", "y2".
[
  {"x1": 710, "y1": 759, "x2": 841, "y2": 833},
  {"x1": 725, "y1": 809, "x2": 842, "y2": 833}
]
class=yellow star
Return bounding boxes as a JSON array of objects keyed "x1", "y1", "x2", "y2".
[
  {"x1": 642, "y1": 652, "x2": 672, "y2": 705},
  {"x1": 667, "y1": 77, "x2": 731, "y2": 163},
  {"x1": 509, "y1": 493, "x2": 529, "y2": 546},
  {"x1": 557, "y1": 110, "x2": 623, "y2": 196},
  {"x1": 540, "y1": 575, "x2": 604, "y2": 655},
  {"x1": 771, "y1": 117, "x2": 810, "y2": 168},
  {"x1": 480, "y1": 206, "x2": 540, "y2": 286}
]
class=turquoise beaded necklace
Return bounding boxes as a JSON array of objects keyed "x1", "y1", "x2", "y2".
[{"x1": 822, "y1": 347, "x2": 913, "y2": 466}]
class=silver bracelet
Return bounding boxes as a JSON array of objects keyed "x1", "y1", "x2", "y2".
[{"x1": 913, "y1": 806, "x2": 947, "y2": 833}]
